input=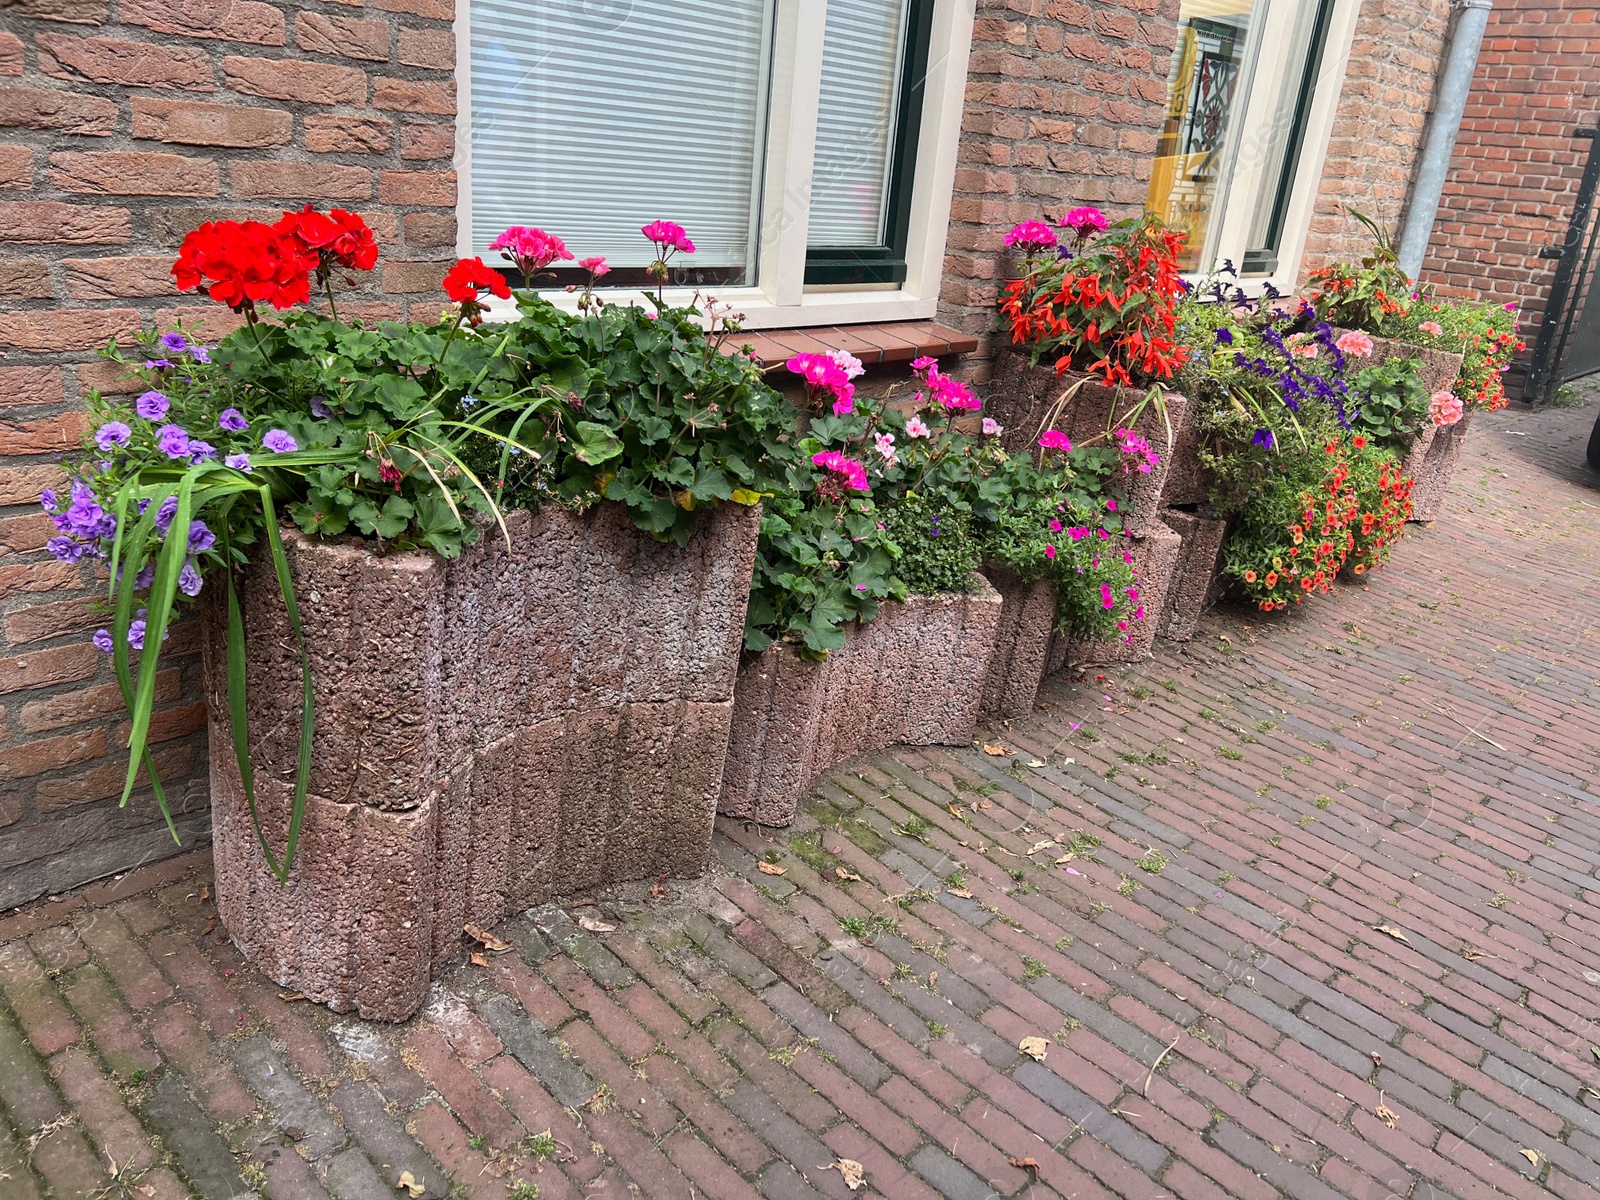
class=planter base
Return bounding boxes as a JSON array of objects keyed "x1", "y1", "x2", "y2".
[
  {"x1": 719, "y1": 578, "x2": 1002, "y2": 828},
  {"x1": 204, "y1": 502, "x2": 759, "y2": 1021},
  {"x1": 1158, "y1": 510, "x2": 1226, "y2": 642},
  {"x1": 1402, "y1": 412, "x2": 1471, "y2": 522},
  {"x1": 980, "y1": 567, "x2": 1056, "y2": 719}
]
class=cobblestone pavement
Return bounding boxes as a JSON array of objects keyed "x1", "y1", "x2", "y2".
[{"x1": 1, "y1": 397, "x2": 1598, "y2": 1200}]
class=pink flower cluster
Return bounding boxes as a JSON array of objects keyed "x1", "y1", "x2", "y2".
[
  {"x1": 1114, "y1": 428, "x2": 1159, "y2": 474},
  {"x1": 812, "y1": 450, "x2": 869, "y2": 492},
  {"x1": 641, "y1": 220, "x2": 695, "y2": 254},
  {"x1": 1429, "y1": 389, "x2": 1464, "y2": 427},
  {"x1": 1335, "y1": 330, "x2": 1374, "y2": 358},
  {"x1": 488, "y1": 226, "x2": 574, "y2": 276},
  {"x1": 786, "y1": 352, "x2": 857, "y2": 415},
  {"x1": 911, "y1": 356, "x2": 980, "y2": 411},
  {"x1": 1004, "y1": 220, "x2": 1058, "y2": 250},
  {"x1": 1038, "y1": 430, "x2": 1073, "y2": 452},
  {"x1": 1060, "y1": 206, "x2": 1108, "y2": 238}
]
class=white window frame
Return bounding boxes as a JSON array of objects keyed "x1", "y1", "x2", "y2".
[
  {"x1": 1174, "y1": 0, "x2": 1362, "y2": 297},
  {"x1": 453, "y1": 0, "x2": 977, "y2": 329}
]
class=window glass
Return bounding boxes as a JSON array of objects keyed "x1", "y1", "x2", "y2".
[
  {"x1": 808, "y1": 0, "x2": 913, "y2": 248},
  {"x1": 1147, "y1": 0, "x2": 1259, "y2": 273},
  {"x1": 470, "y1": 0, "x2": 776, "y2": 280}
]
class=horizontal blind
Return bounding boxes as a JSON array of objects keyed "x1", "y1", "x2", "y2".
[
  {"x1": 470, "y1": 0, "x2": 776, "y2": 273},
  {"x1": 807, "y1": 0, "x2": 910, "y2": 248}
]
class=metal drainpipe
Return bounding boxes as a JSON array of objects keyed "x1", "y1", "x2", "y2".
[{"x1": 1396, "y1": 0, "x2": 1494, "y2": 282}]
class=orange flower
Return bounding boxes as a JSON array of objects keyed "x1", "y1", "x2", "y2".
[
  {"x1": 1265, "y1": 571, "x2": 1278, "y2": 588},
  {"x1": 1244, "y1": 570, "x2": 1257, "y2": 583}
]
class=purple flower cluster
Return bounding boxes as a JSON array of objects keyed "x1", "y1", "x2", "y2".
[{"x1": 1233, "y1": 317, "x2": 1353, "y2": 428}]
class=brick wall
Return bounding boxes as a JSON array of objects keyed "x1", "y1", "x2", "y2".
[
  {"x1": 1417, "y1": 0, "x2": 1600, "y2": 366},
  {"x1": 1300, "y1": 0, "x2": 1453, "y2": 276},
  {"x1": 936, "y1": 0, "x2": 1181, "y2": 377},
  {"x1": 0, "y1": 0, "x2": 459, "y2": 910}
]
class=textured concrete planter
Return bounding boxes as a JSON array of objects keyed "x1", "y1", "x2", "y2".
[
  {"x1": 1401, "y1": 411, "x2": 1473, "y2": 522},
  {"x1": 980, "y1": 566, "x2": 1056, "y2": 719},
  {"x1": 1157, "y1": 510, "x2": 1227, "y2": 642},
  {"x1": 1160, "y1": 419, "x2": 1217, "y2": 508},
  {"x1": 987, "y1": 350, "x2": 1189, "y2": 534},
  {"x1": 1044, "y1": 521, "x2": 1184, "y2": 670},
  {"x1": 1337, "y1": 330, "x2": 1464, "y2": 399},
  {"x1": 718, "y1": 578, "x2": 1002, "y2": 827},
  {"x1": 201, "y1": 502, "x2": 760, "y2": 1020}
]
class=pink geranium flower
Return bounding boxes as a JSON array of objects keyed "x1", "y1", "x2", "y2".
[
  {"x1": 488, "y1": 226, "x2": 574, "y2": 275},
  {"x1": 1038, "y1": 430, "x2": 1073, "y2": 451},
  {"x1": 640, "y1": 220, "x2": 695, "y2": 253},
  {"x1": 905, "y1": 415, "x2": 932, "y2": 439},
  {"x1": 578, "y1": 255, "x2": 610, "y2": 277},
  {"x1": 982, "y1": 417, "x2": 1003, "y2": 436},
  {"x1": 1004, "y1": 220, "x2": 1058, "y2": 250},
  {"x1": 1419, "y1": 320, "x2": 1442, "y2": 336},
  {"x1": 1429, "y1": 390, "x2": 1464, "y2": 426},
  {"x1": 812, "y1": 450, "x2": 870, "y2": 492},
  {"x1": 1061, "y1": 206, "x2": 1108, "y2": 238},
  {"x1": 1335, "y1": 330, "x2": 1375, "y2": 358}
]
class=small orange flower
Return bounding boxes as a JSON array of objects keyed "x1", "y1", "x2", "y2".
[
  {"x1": 1244, "y1": 570, "x2": 1258, "y2": 583},
  {"x1": 1265, "y1": 571, "x2": 1279, "y2": 588}
]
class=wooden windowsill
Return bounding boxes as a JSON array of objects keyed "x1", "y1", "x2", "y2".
[{"x1": 723, "y1": 321, "x2": 979, "y2": 367}]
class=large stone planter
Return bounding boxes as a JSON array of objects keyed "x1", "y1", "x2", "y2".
[
  {"x1": 1335, "y1": 329, "x2": 1463, "y2": 399},
  {"x1": 718, "y1": 578, "x2": 1002, "y2": 827},
  {"x1": 201, "y1": 502, "x2": 760, "y2": 1020},
  {"x1": 1044, "y1": 521, "x2": 1183, "y2": 670},
  {"x1": 1160, "y1": 419, "x2": 1217, "y2": 508},
  {"x1": 980, "y1": 566, "x2": 1056, "y2": 719},
  {"x1": 987, "y1": 350, "x2": 1189, "y2": 534},
  {"x1": 1157, "y1": 510, "x2": 1226, "y2": 642},
  {"x1": 1401, "y1": 411, "x2": 1472, "y2": 522}
]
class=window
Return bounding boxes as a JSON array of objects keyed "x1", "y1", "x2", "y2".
[
  {"x1": 459, "y1": 0, "x2": 974, "y2": 326},
  {"x1": 1147, "y1": 0, "x2": 1357, "y2": 290}
]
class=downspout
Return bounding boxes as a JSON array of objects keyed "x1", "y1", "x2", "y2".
[{"x1": 1396, "y1": 0, "x2": 1494, "y2": 281}]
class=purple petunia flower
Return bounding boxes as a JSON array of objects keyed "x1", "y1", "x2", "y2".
[
  {"x1": 158, "y1": 332, "x2": 188, "y2": 355},
  {"x1": 144, "y1": 359, "x2": 173, "y2": 370},
  {"x1": 1215, "y1": 328, "x2": 1233, "y2": 345},
  {"x1": 191, "y1": 346, "x2": 210, "y2": 364},
  {"x1": 261, "y1": 430, "x2": 298, "y2": 453},
  {"x1": 156, "y1": 424, "x2": 190, "y2": 460},
  {"x1": 187, "y1": 520, "x2": 215, "y2": 552},
  {"x1": 127, "y1": 617, "x2": 147, "y2": 650},
  {"x1": 309, "y1": 396, "x2": 332, "y2": 419},
  {"x1": 1252, "y1": 428, "x2": 1276, "y2": 450},
  {"x1": 224, "y1": 452, "x2": 251, "y2": 472},
  {"x1": 154, "y1": 495, "x2": 179, "y2": 535},
  {"x1": 95, "y1": 422, "x2": 132, "y2": 451},
  {"x1": 187, "y1": 439, "x2": 217, "y2": 464},
  {"x1": 178, "y1": 559, "x2": 203, "y2": 597},
  {"x1": 47, "y1": 535, "x2": 87, "y2": 562},
  {"x1": 218, "y1": 408, "x2": 248, "y2": 432},
  {"x1": 136, "y1": 391, "x2": 171, "y2": 420},
  {"x1": 134, "y1": 562, "x2": 155, "y2": 589},
  {"x1": 93, "y1": 628, "x2": 114, "y2": 653},
  {"x1": 39, "y1": 488, "x2": 58, "y2": 512}
]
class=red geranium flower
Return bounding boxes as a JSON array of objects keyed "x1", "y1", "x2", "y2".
[
  {"x1": 276, "y1": 206, "x2": 379, "y2": 273},
  {"x1": 172, "y1": 219, "x2": 317, "y2": 314},
  {"x1": 443, "y1": 257, "x2": 511, "y2": 305}
]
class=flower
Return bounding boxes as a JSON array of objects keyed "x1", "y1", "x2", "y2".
[
  {"x1": 982, "y1": 417, "x2": 1004, "y2": 436},
  {"x1": 1004, "y1": 220, "x2": 1058, "y2": 250},
  {"x1": 276, "y1": 206, "x2": 380, "y2": 272},
  {"x1": 873, "y1": 432, "x2": 897, "y2": 457},
  {"x1": 95, "y1": 422, "x2": 131, "y2": 451},
  {"x1": 178, "y1": 559, "x2": 203, "y2": 597},
  {"x1": 640, "y1": 220, "x2": 695, "y2": 254},
  {"x1": 1429, "y1": 390, "x2": 1464, "y2": 426},
  {"x1": 1100, "y1": 583, "x2": 1115, "y2": 609},
  {"x1": 218, "y1": 408, "x2": 249, "y2": 432},
  {"x1": 1215, "y1": 328, "x2": 1234, "y2": 345},
  {"x1": 442, "y1": 257, "x2": 512, "y2": 305},
  {"x1": 191, "y1": 346, "x2": 211, "y2": 364},
  {"x1": 1038, "y1": 430, "x2": 1073, "y2": 452},
  {"x1": 93, "y1": 628, "x2": 114, "y2": 653},
  {"x1": 905, "y1": 415, "x2": 932, "y2": 438},
  {"x1": 1351, "y1": 434, "x2": 1368, "y2": 449},
  {"x1": 578, "y1": 256, "x2": 609, "y2": 277},
  {"x1": 135, "y1": 391, "x2": 171, "y2": 420},
  {"x1": 1114, "y1": 428, "x2": 1159, "y2": 474},
  {"x1": 172, "y1": 218, "x2": 318, "y2": 312},
  {"x1": 1061, "y1": 206, "x2": 1108, "y2": 237},
  {"x1": 153, "y1": 495, "x2": 179, "y2": 534},
  {"x1": 261, "y1": 429, "x2": 298, "y2": 453},
  {"x1": 829, "y1": 349, "x2": 865, "y2": 380},
  {"x1": 158, "y1": 332, "x2": 189, "y2": 354},
  {"x1": 811, "y1": 450, "x2": 870, "y2": 492},
  {"x1": 1251, "y1": 427, "x2": 1276, "y2": 450},
  {"x1": 1419, "y1": 320, "x2": 1443, "y2": 336},
  {"x1": 187, "y1": 520, "x2": 216, "y2": 552},
  {"x1": 155, "y1": 424, "x2": 190, "y2": 459},
  {"x1": 225, "y1": 452, "x2": 252, "y2": 472},
  {"x1": 915, "y1": 362, "x2": 980, "y2": 411},
  {"x1": 186, "y1": 440, "x2": 217, "y2": 463},
  {"x1": 909, "y1": 355, "x2": 937, "y2": 371},
  {"x1": 1045, "y1": 544, "x2": 1056, "y2": 560},
  {"x1": 309, "y1": 396, "x2": 332, "y2": 419},
  {"x1": 489, "y1": 226, "x2": 575, "y2": 275},
  {"x1": 144, "y1": 359, "x2": 172, "y2": 370},
  {"x1": 1335, "y1": 330, "x2": 1374, "y2": 357}
]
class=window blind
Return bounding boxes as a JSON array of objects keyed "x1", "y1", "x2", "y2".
[
  {"x1": 807, "y1": 0, "x2": 911, "y2": 248},
  {"x1": 469, "y1": 0, "x2": 776, "y2": 275}
]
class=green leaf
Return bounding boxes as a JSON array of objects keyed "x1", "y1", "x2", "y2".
[{"x1": 570, "y1": 420, "x2": 624, "y2": 466}]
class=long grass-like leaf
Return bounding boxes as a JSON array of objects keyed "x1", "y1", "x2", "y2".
[{"x1": 257, "y1": 487, "x2": 313, "y2": 881}]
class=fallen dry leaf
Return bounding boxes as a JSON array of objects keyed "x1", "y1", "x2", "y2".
[
  {"x1": 577, "y1": 913, "x2": 616, "y2": 934},
  {"x1": 824, "y1": 1158, "x2": 866, "y2": 1190},
  {"x1": 948, "y1": 803, "x2": 965, "y2": 818},
  {"x1": 198, "y1": 884, "x2": 211, "y2": 902},
  {"x1": 928, "y1": 970, "x2": 938, "y2": 990},
  {"x1": 277, "y1": 992, "x2": 306, "y2": 1003},
  {"x1": 1374, "y1": 924, "x2": 1411, "y2": 946},
  {"x1": 396, "y1": 1169, "x2": 426, "y2": 1198},
  {"x1": 757, "y1": 861, "x2": 787, "y2": 876},
  {"x1": 982, "y1": 744, "x2": 1011, "y2": 756},
  {"x1": 835, "y1": 867, "x2": 863, "y2": 882},
  {"x1": 1371, "y1": 1051, "x2": 1382, "y2": 1069},
  {"x1": 1519, "y1": 1148, "x2": 1541, "y2": 1168},
  {"x1": 1010, "y1": 1156, "x2": 1040, "y2": 1171},
  {"x1": 1019, "y1": 1036, "x2": 1050, "y2": 1062},
  {"x1": 1027, "y1": 840, "x2": 1056, "y2": 855},
  {"x1": 1055, "y1": 854, "x2": 1075, "y2": 865},
  {"x1": 947, "y1": 886, "x2": 974, "y2": 899},
  {"x1": 470, "y1": 952, "x2": 489, "y2": 968},
  {"x1": 977, "y1": 800, "x2": 993, "y2": 809},
  {"x1": 1375, "y1": 1097, "x2": 1398, "y2": 1129},
  {"x1": 464, "y1": 923, "x2": 512, "y2": 953},
  {"x1": 1027, "y1": 759, "x2": 1047, "y2": 768}
]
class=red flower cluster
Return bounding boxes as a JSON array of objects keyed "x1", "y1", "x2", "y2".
[
  {"x1": 1000, "y1": 220, "x2": 1189, "y2": 388},
  {"x1": 172, "y1": 206, "x2": 379, "y2": 316},
  {"x1": 442, "y1": 257, "x2": 511, "y2": 323}
]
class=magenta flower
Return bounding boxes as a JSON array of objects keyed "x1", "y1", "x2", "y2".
[
  {"x1": 1038, "y1": 430, "x2": 1073, "y2": 451},
  {"x1": 489, "y1": 226, "x2": 574, "y2": 275},
  {"x1": 909, "y1": 355, "x2": 937, "y2": 371},
  {"x1": 1061, "y1": 206, "x2": 1108, "y2": 237},
  {"x1": 641, "y1": 220, "x2": 695, "y2": 253},
  {"x1": 1100, "y1": 583, "x2": 1115, "y2": 610},
  {"x1": 1045, "y1": 544, "x2": 1056, "y2": 560},
  {"x1": 811, "y1": 450, "x2": 869, "y2": 492},
  {"x1": 1004, "y1": 220, "x2": 1058, "y2": 250},
  {"x1": 578, "y1": 256, "x2": 610, "y2": 277}
]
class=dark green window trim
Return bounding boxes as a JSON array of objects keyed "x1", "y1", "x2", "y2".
[{"x1": 803, "y1": 0, "x2": 936, "y2": 287}]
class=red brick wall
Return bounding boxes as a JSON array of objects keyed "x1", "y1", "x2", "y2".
[
  {"x1": 0, "y1": 0, "x2": 458, "y2": 909},
  {"x1": 1300, "y1": 0, "x2": 1453, "y2": 276},
  {"x1": 937, "y1": 0, "x2": 1182, "y2": 376},
  {"x1": 1417, "y1": 0, "x2": 1600, "y2": 359}
]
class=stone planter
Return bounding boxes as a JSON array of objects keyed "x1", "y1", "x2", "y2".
[
  {"x1": 1335, "y1": 329, "x2": 1464, "y2": 398},
  {"x1": 987, "y1": 350, "x2": 1189, "y2": 534},
  {"x1": 201, "y1": 502, "x2": 760, "y2": 1020},
  {"x1": 718, "y1": 578, "x2": 1002, "y2": 827},
  {"x1": 1044, "y1": 521, "x2": 1183, "y2": 670},
  {"x1": 1160, "y1": 419, "x2": 1216, "y2": 508},
  {"x1": 1401, "y1": 411, "x2": 1472, "y2": 522},
  {"x1": 1157, "y1": 510, "x2": 1227, "y2": 642},
  {"x1": 980, "y1": 566, "x2": 1056, "y2": 719}
]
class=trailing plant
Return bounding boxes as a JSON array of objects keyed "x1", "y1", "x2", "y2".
[
  {"x1": 1387, "y1": 294, "x2": 1524, "y2": 413},
  {"x1": 1343, "y1": 441, "x2": 1414, "y2": 576}
]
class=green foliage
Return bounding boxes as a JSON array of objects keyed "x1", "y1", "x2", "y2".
[
  {"x1": 879, "y1": 493, "x2": 979, "y2": 595},
  {"x1": 1346, "y1": 358, "x2": 1428, "y2": 446},
  {"x1": 1305, "y1": 207, "x2": 1415, "y2": 334}
]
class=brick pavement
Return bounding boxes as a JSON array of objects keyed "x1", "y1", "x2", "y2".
[{"x1": 0, "y1": 396, "x2": 1597, "y2": 1199}]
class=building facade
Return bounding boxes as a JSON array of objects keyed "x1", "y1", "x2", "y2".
[{"x1": 0, "y1": 0, "x2": 1486, "y2": 907}]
